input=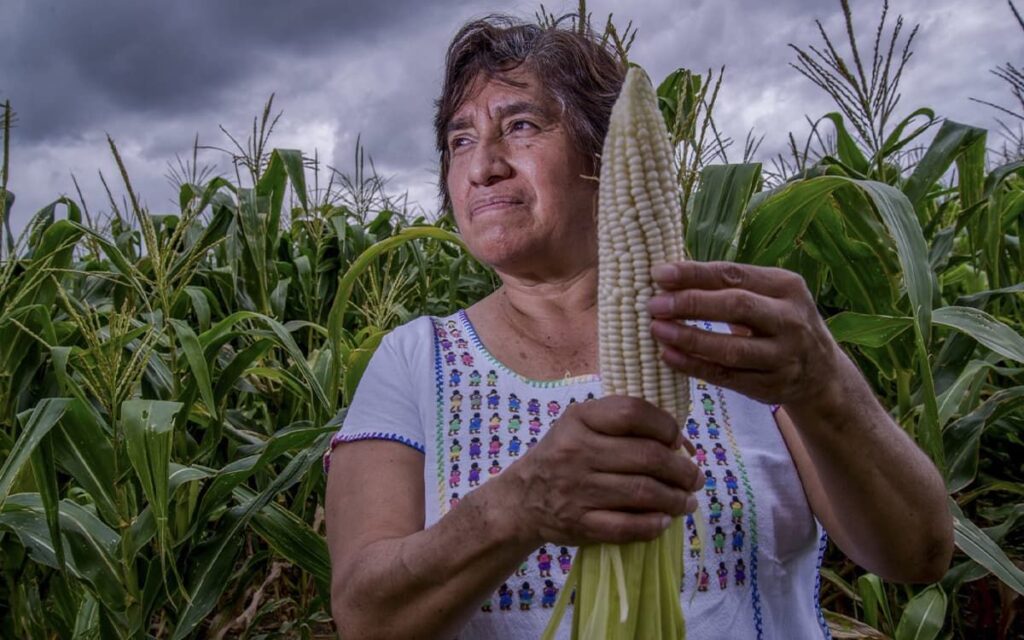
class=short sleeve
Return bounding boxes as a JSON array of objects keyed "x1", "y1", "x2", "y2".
[{"x1": 323, "y1": 328, "x2": 427, "y2": 473}]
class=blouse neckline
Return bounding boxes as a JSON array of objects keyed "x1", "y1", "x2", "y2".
[{"x1": 455, "y1": 309, "x2": 602, "y2": 389}]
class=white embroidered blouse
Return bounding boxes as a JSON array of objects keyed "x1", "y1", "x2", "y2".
[{"x1": 326, "y1": 310, "x2": 832, "y2": 639}]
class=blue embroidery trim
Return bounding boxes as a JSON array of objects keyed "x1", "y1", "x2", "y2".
[
  {"x1": 705, "y1": 320, "x2": 764, "y2": 640},
  {"x1": 323, "y1": 430, "x2": 426, "y2": 474},
  {"x1": 332, "y1": 431, "x2": 425, "y2": 453},
  {"x1": 814, "y1": 528, "x2": 833, "y2": 639},
  {"x1": 433, "y1": 318, "x2": 448, "y2": 515}
]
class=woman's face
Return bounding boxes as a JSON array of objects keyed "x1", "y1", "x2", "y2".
[{"x1": 444, "y1": 68, "x2": 598, "y2": 278}]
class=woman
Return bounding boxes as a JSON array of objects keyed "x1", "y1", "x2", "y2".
[{"x1": 324, "y1": 14, "x2": 953, "y2": 640}]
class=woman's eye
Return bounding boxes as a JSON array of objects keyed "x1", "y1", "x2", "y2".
[
  {"x1": 509, "y1": 120, "x2": 538, "y2": 134},
  {"x1": 450, "y1": 136, "x2": 470, "y2": 151}
]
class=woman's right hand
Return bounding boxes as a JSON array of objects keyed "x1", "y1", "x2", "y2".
[{"x1": 495, "y1": 395, "x2": 704, "y2": 547}]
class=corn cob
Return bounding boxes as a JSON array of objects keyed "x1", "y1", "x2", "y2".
[{"x1": 544, "y1": 66, "x2": 691, "y2": 639}]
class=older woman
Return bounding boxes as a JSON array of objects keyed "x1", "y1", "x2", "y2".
[{"x1": 324, "y1": 14, "x2": 953, "y2": 640}]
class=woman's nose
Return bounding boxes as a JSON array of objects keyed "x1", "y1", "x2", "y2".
[{"x1": 468, "y1": 139, "x2": 512, "y2": 186}]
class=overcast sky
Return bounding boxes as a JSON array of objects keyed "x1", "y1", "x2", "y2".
[{"x1": 1, "y1": 0, "x2": 1020, "y2": 233}]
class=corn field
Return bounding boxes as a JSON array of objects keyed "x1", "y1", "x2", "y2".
[{"x1": 0, "y1": 1, "x2": 1022, "y2": 638}]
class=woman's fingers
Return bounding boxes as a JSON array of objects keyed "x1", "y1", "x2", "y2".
[
  {"x1": 650, "y1": 319, "x2": 778, "y2": 371},
  {"x1": 647, "y1": 288, "x2": 787, "y2": 337},
  {"x1": 650, "y1": 260, "x2": 801, "y2": 299},
  {"x1": 572, "y1": 395, "x2": 680, "y2": 447},
  {"x1": 577, "y1": 510, "x2": 676, "y2": 544},
  {"x1": 583, "y1": 472, "x2": 697, "y2": 517},
  {"x1": 586, "y1": 433, "x2": 703, "y2": 493}
]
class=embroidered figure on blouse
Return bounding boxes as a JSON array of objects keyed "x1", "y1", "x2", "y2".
[
  {"x1": 542, "y1": 580, "x2": 559, "y2": 608},
  {"x1": 733, "y1": 524, "x2": 745, "y2": 552},
  {"x1": 518, "y1": 583, "x2": 535, "y2": 610},
  {"x1": 499, "y1": 584, "x2": 513, "y2": 611},
  {"x1": 537, "y1": 547, "x2": 553, "y2": 577}
]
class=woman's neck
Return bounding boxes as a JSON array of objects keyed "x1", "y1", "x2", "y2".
[{"x1": 497, "y1": 266, "x2": 598, "y2": 329}]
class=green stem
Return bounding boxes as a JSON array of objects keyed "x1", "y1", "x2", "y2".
[{"x1": 896, "y1": 369, "x2": 911, "y2": 432}]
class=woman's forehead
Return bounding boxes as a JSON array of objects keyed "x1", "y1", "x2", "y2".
[{"x1": 450, "y1": 70, "x2": 558, "y2": 125}]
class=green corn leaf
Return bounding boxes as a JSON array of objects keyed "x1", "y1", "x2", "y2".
[
  {"x1": 826, "y1": 312, "x2": 912, "y2": 348},
  {"x1": 277, "y1": 149, "x2": 309, "y2": 212},
  {"x1": 824, "y1": 610, "x2": 890, "y2": 639},
  {"x1": 122, "y1": 400, "x2": 181, "y2": 553},
  {"x1": 327, "y1": 225, "x2": 466, "y2": 414},
  {"x1": 983, "y1": 160, "x2": 1024, "y2": 200},
  {"x1": 30, "y1": 433, "x2": 64, "y2": 570},
  {"x1": 50, "y1": 400, "x2": 121, "y2": 526},
  {"x1": 0, "y1": 398, "x2": 71, "y2": 508},
  {"x1": 686, "y1": 163, "x2": 761, "y2": 262},
  {"x1": 140, "y1": 344, "x2": 176, "y2": 401},
  {"x1": 171, "y1": 433, "x2": 331, "y2": 640},
  {"x1": 4, "y1": 494, "x2": 131, "y2": 615},
  {"x1": 125, "y1": 464, "x2": 212, "y2": 559},
  {"x1": 234, "y1": 485, "x2": 330, "y2": 587},
  {"x1": 245, "y1": 366, "x2": 307, "y2": 398},
  {"x1": 932, "y1": 306, "x2": 1024, "y2": 364},
  {"x1": 25, "y1": 218, "x2": 81, "y2": 307},
  {"x1": 255, "y1": 149, "x2": 307, "y2": 243},
  {"x1": 821, "y1": 112, "x2": 870, "y2": 175},
  {"x1": 183, "y1": 286, "x2": 212, "y2": 332},
  {"x1": 212, "y1": 337, "x2": 275, "y2": 400},
  {"x1": 736, "y1": 176, "x2": 838, "y2": 265},
  {"x1": 877, "y1": 108, "x2": 936, "y2": 163},
  {"x1": 903, "y1": 120, "x2": 987, "y2": 211},
  {"x1": 0, "y1": 494, "x2": 63, "y2": 569},
  {"x1": 56, "y1": 498, "x2": 133, "y2": 615},
  {"x1": 830, "y1": 184, "x2": 900, "y2": 278},
  {"x1": 167, "y1": 200, "x2": 234, "y2": 284},
  {"x1": 820, "y1": 568, "x2": 859, "y2": 603},
  {"x1": 270, "y1": 275, "x2": 291, "y2": 317},
  {"x1": 167, "y1": 319, "x2": 216, "y2": 417},
  {"x1": 857, "y1": 573, "x2": 894, "y2": 632},
  {"x1": 194, "y1": 310, "x2": 330, "y2": 414},
  {"x1": 191, "y1": 422, "x2": 335, "y2": 535},
  {"x1": 893, "y1": 585, "x2": 946, "y2": 640},
  {"x1": 803, "y1": 202, "x2": 894, "y2": 314},
  {"x1": 943, "y1": 386, "x2": 1024, "y2": 492},
  {"x1": 68, "y1": 221, "x2": 148, "y2": 297},
  {"x1": 936, "y1": 359, "x2": 1005, "y2": 428},
  {"x1": 954, "y1": 283, "x2": 1024, "y2": 309},
  {"x1": 853, "y1": 179, "x2": 934, "y2": 343},
  {"x1": 958, "y1": 133, "x2": 987, "y2": 212},
  {"x1": 948, "y1": 499, "x2": 1024, "y2": 596}
]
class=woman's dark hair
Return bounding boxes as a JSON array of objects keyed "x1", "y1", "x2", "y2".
[{"x1": 433, "y1": 14, "x2": 625, "y2": 210}]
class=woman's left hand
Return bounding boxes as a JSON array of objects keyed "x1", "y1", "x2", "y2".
[{"x1": 646, "y1": 260, "x2": 843, "y2": 407}]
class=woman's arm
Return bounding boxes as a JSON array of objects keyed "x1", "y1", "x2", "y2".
[
  {"x1": 774, "y1": 349, "x2": 953, "y2": 583},
  {"x1": 646, "y1": 259, "x2": 954, "y2": 583},
  {"x1": 326, "y1": 440, "x2": 534, "y2": 640},
  {"x1": 326, "y1": 397, "x2": 704, "y2": 639}
]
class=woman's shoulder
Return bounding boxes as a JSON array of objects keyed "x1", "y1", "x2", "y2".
[{"x1": 382, "y1": 310, "x2": 464, "y2": 358}]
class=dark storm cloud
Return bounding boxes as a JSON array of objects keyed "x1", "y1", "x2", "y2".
[
  {"x1": 0, "y1": 0, "x2": 474, "y2": 143},
  {"x1": 2, "y1": 0, "x2": 1019, "y2": 229}
]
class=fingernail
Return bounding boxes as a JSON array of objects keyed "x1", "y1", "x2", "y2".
[
  {"x1": 651, "y1": 264, "x2": 676, "y2": 281},
  {"x1": 685, "y1": 495, "x2": 698, "y2": 514},
  {"x1": 661, "y1": 515, "x2": 673, "y2": 529},
  {"x1": 647, "y1": 295, "x2": 673, "y2": 316}
]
